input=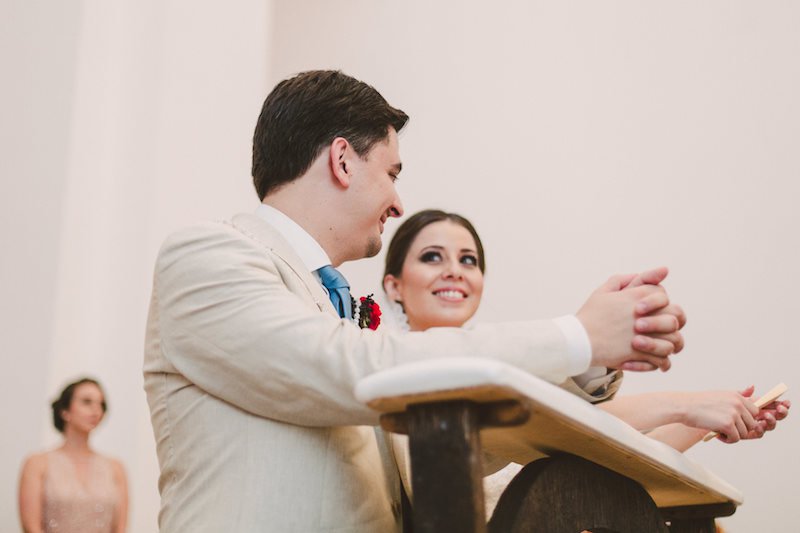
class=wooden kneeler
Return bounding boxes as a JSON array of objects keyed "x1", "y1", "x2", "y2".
[
  {"x1": 489, "y1": 455, "x2": 668, "y2": 533},
  {"x1": 356, "y1": 359, "x2": 743, "y2": 533}
]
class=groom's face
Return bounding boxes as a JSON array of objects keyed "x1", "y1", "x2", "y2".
[{"x1": 343, "y1": 128, "x2": 404, "y2": 261}]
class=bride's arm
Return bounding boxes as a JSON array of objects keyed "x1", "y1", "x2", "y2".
[
  {"x1": 643, "y1": 423, "x2": 709, "y2": 452},
  {"x1": 597, "y1": 388, "x2": 763, "y2": 446}
]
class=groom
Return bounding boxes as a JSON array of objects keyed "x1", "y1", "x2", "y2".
[{"x1": 144, "y1": 70, "x2": 685, "y2": 532}]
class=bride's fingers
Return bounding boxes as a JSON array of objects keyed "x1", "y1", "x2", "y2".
[{"x1": 760, "y1": 412, "x2": 777, "y2": 431}]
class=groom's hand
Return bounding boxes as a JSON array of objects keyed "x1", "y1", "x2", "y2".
[
  {"x1": 576, "y1": 267, "x2": 684, "y2": 371},
  {"x1": 622, "y1": 301, "x2": 686, "y2": 370},
  {"x1": 625, "y1": 267, "x2": 686, "y2": 371}
]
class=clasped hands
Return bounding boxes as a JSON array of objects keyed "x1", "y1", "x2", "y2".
[{"x1": 577, "y1": 266, "x2": 685, "y2": 372}]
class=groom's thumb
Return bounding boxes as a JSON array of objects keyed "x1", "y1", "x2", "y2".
[{"x1": 599, "y1": 273, "x2": 638, "y2": 292}]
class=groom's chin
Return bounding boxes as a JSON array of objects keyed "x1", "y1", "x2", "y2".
[{"x1": 364, "y1": 237, "x2": 382, "y2": 259}]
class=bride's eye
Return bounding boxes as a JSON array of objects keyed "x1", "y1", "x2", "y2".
[
  {"x1": 419, "y1": 251, "x2": 442, "y2": 263},
  {"x1": 461, "y1": 254, "x2": 478, "y2": 266}
]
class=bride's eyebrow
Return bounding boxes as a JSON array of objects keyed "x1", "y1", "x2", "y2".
[{"x1": 418, "y1": 245, "x2": 445, "y2": 253}]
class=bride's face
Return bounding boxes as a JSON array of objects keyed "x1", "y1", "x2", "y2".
[{"x1": 384, "y1": 220, "x2": 484, "y2": 331}]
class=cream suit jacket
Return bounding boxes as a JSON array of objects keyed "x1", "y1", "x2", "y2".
[{"x1": 144, "y1": 213, "x2": 575, "y2": 532}]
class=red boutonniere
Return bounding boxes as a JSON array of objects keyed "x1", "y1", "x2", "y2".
[{"x1": 352, "y1": 294, "x2": 381, "y2": 330}]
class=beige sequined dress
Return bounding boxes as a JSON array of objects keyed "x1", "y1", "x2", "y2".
[{"x1": 42, "y1": 450, "x2": 118, "y2": 532}]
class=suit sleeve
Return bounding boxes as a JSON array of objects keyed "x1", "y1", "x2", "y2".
[
  {"x1": 153, "y1": 223, "x2": 573, "y2": 427},
  {"x1": 558, "y1": 371, "x2": 624, "y2": 404}
]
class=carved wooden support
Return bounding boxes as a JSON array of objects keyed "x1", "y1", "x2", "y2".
[
  {"x1": 384, "y1": 399, "x2": 529, "y2": 533},
  {"x1": 661, "y1": 502, "x2": 736, "y2": 533},
  {"x1": 402, "y1": 400, "x2": 487, "y2": 533},
  {"x1": 382, "y1": 399, "x2": 736, "y2": 533}
]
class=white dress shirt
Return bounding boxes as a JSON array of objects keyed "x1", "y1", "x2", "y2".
[{"x1": 256, "y1": 203, "x2": 331, "y2": 286}]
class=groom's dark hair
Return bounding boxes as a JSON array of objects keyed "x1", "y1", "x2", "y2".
[{"x1": 252, "y1": 70, "x2": 409, "y2": 200}]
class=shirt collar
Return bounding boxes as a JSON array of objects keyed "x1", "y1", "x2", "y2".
[{"x1": 255, "y1": 203, "x2": 331, "y2": 273}]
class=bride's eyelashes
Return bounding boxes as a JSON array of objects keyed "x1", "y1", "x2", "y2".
[
  {"x1": 419, "y1": 250, "x2": 443, "y2": 263},
  {"x1": 417, "y1": 249, "x2": 479, "y2": 267}
]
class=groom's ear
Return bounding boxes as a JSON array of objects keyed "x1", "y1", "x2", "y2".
[
  {"x1": 383, "y1": 274, "x2": 403, "y2": 303},
  {"x1": 329, "y1": 137, "x2": 352, "y2": 188}
]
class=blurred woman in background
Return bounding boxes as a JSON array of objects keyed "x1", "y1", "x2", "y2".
[{"x1": 19, "y1": 378, "x2": 128, "y2": 533}]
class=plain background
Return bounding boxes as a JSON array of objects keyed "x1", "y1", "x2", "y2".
[{"x1": 2, "y1": 1, "x2": 797, "y2": 531}]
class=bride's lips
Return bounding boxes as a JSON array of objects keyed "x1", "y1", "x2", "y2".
[{"x1": 432, "y1": 288, "x2": 468, "y2": 301}]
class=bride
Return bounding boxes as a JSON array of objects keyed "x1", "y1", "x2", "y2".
[{"x1": 380, "y1": 209, "x2": 790, "y2": 518}]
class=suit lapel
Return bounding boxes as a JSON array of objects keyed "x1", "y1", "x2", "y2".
[{"x1": 230, "y1": 213, "x2": 340, "y2": 318}]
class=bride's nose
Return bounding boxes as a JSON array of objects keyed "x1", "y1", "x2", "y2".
[{"x1": 442, "y1": 260, "x2": 464, "y2": 280}]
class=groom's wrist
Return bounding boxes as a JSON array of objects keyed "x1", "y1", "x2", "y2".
[{"x1": 553, "y1": 315, "x2": 592, "y2": 377}]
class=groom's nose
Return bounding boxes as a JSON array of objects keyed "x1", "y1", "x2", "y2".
[{"x1": 389, "y1": 195, "x2": 404, "y2": 218}]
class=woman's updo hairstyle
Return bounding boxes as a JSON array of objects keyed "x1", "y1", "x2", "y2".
[{"x1": 51, "y1": 378, "x2": 107, "y2": 433}]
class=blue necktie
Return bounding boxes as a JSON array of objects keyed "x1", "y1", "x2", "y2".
[{"x1": 317, "y1": 265, "x2": 352, "y2": 319}]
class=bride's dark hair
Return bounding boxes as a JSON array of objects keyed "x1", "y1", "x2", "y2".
[{"x1": 384, "y1": 209, "x2": 486, "y2": 282}]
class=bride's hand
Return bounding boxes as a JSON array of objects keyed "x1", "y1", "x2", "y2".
[{"x1": 679, "y1": 387, "x2": 760, "y2": 443}]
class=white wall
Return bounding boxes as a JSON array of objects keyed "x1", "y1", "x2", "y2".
[
  {"x1": 2, "y1": 1, "x2": 797, "y2": 531},
  {"x1": 1, "y1": 1, "x2": 271, "y2": 531},
  {"x1": 1, "y1": 0, "x2": 80, "y2": 529}
]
